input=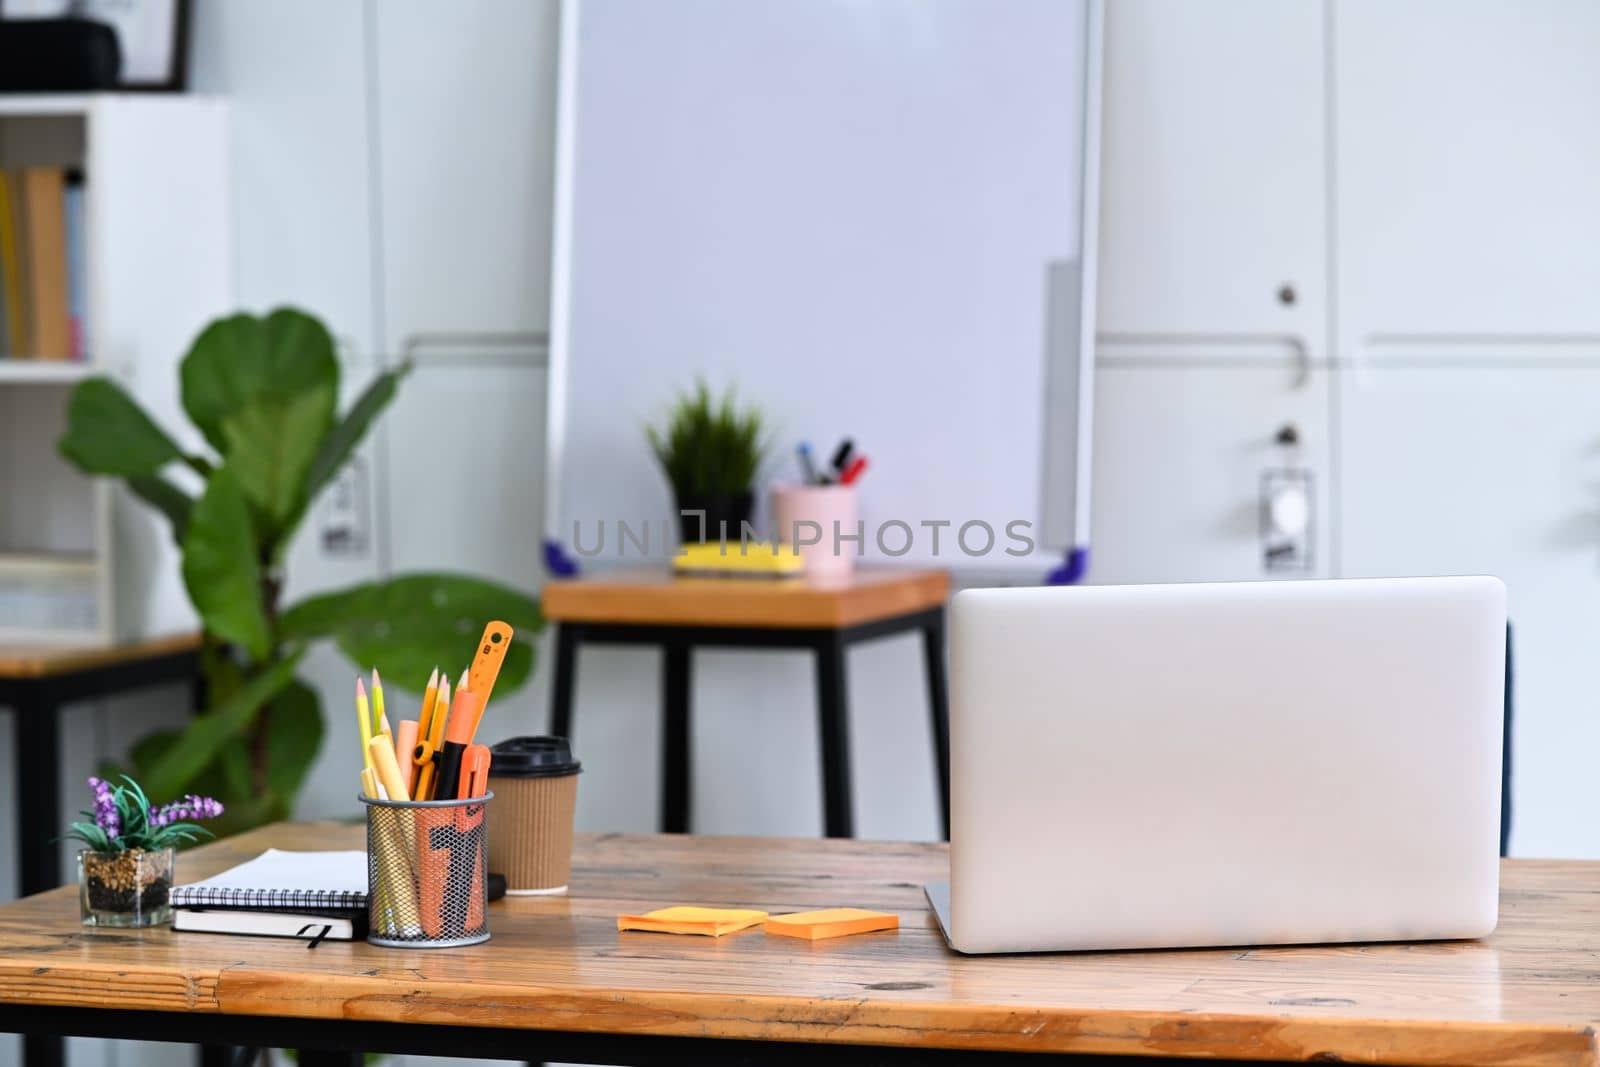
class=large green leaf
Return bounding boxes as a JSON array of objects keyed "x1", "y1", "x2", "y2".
[
  {"x1": 281, "y1": 573, "x2": 544, "y2": 696},
  {"x1": 222, "y1": 383, "x2": 335, "y2": 533},
  {"x1": 58, "y1": 377, "x2": 184, "y2": 477},
  {"x1": 140, "y1": 650, "x2": 305, "y2": 801},
  {"x1": 180, "y1": 308, "x2": 339, "y2": 454},
  {"x1": 182, "y1": 467, "x2": 272, "y2": 659},
  {"x1": 262, "y1": 678, "x2": 323, "y2": 802},
  {"x1": 127, "y1": 474, "x2": 194, "y2": 544},
  {"x1": 305, "y1": 362, "x2": 410, "y2": 500}
]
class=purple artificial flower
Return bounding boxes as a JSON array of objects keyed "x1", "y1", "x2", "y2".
[
  {"x1": 87, "y1": 777, "x2": 119, "y2": 840},
  {"x1": 150, "y1": 794, "x2": 225, "y2": 828}
]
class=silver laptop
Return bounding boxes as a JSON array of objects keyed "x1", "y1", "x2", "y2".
[{"x1": 927, "y1": 576, "x2": 1506, "y2": 954}]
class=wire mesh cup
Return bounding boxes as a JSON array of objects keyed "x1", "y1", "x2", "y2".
[{"x1": 363, "y1": 792, "x2": 493, "y2": 948}]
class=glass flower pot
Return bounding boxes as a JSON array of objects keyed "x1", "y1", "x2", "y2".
[{"x1": 78, "y1": 847, "x2": 174, "y2": 927}]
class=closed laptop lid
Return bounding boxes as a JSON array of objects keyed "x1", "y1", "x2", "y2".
[{"x1": 947, "y1": 576, "x2": 1505, "y2": 954}]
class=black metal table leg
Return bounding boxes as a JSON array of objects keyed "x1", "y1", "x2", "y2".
[
  {"x1": 921, "y1": 608, "x2": 951, "y2": 841},
  {"x1": 16, "y1": 686, "x2": 63, "y2": 1067},
  {"x1": 661, "y1": 641, "x2": 692, "y2": 833},
  {"x1": 550, "y1": 623, "x2": 581, "y2": 740},
  {"x1": 814, "y1": 633, "x2": 854, "y2": 838},
  {"x1": 15, "y1": 685, "x2": 61, "y2": 898}
]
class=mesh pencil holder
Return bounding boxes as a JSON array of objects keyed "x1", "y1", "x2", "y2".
[{"x1": 362, "y1": 792, "x2": 494, "y2": 948}]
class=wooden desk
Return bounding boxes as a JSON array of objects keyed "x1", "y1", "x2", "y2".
[
  {"x1": 0, "y1": 633, "x2": 202, "y2": 896},
  {"x1": 544, "y1": 569, "x2": 951, "y2": 837},
  {"x1": 0, "y1": 822, "x2": 1598, "y2": 1067}
]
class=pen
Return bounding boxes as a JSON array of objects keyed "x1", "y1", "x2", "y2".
[
  {"x1": 356, "y1": 677, "x2": 374, "y2": 773},
  {"x1": 840, "y1": 454, "x2": 869, "y2": 486},
  {"x1": 797, "y1": 441, "x2": 818, "y2": 485},
  {"x1": 830, "y1": 438, "x2": 854, "y2": 476}
]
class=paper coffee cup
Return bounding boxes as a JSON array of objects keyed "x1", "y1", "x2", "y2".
[{"x1": 486, "y1": 736, "x2": 581, "y2": 895}]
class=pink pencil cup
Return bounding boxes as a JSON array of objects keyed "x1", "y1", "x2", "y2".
[{"x1": 771, "y1": 484, "x2": 859, "y2": 577}]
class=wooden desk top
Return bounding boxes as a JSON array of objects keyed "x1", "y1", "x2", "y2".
[
  {"x1": 0, "y1": 632, "x2": 200, "y2": 679},
  {"x1": 542, "y1": 568, "x2": 949, "y2": 629},
  {"x1": 1, "y1": 824, "x2": 1598, "y2": 1065}
]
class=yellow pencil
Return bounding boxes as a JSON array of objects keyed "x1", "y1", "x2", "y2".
[
  {"x1": 372, "y1": 667, "x2": 391, "y2": 739},
  {"x1": 356, "y1": 676, "x2": 374, "y2": 772},
  {"x1": 418, "y1": 666, "x2": 440, "y2": 736}
]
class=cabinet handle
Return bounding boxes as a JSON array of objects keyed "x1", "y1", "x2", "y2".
[{"x1": 399, "y1": 332, "x2": 550, "y2": 368}]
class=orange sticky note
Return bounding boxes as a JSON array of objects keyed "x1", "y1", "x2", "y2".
[
  {"x1": 617, "y1": 906, "x2": 768, "y2": 937},
  {"x1": 764, "y1": 908, "x2": 899, "y2": 941}
]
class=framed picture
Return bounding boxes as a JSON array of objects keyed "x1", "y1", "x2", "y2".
[{"x1": 0, "y1": 0, "x2": 190, "y2": 90}]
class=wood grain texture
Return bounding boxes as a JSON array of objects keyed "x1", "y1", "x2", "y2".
[
  {"x1": 0, "y1": 632, "x2": 200, "y2": 678},
  {"x1": 1, "y1": 824, "x2": 1597, "y2": 1066},
  {"x1": 541, "y1": 568, "x2": 949, "y2": 628}
]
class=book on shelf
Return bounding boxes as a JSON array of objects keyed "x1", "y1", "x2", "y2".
[{"x1": 0, "y1": 166, "x2": 87, "y2": 362}]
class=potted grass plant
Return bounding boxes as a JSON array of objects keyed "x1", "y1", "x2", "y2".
[
  {"x1": 646, "y1": 380, "x2": 768, "y2": 543},
  {"x1": 66, "y1": 776, "x2": 224, "y2": 927}
]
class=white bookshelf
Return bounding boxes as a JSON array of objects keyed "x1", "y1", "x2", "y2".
[{"x1": 0, "y1": 95, "x2": 229, "y2": 644}]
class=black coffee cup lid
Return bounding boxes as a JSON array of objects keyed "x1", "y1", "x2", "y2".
[{"x1": 489, "y1": 735, "x2": 581, "y2": 778}]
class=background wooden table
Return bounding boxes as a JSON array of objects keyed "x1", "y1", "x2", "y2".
[
  {"x1": 0, "y1": 822, "x2": 1598, "y2": 1066},
  {"x1": 543, "y1": 569, "x2": 951, "y2": 837}
]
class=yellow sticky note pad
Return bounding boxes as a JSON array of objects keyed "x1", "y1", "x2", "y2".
[
  {"x1": 618, "y1": 906, "x2": 768, "y2": 937},
  {"x1": 764, "y1": 908, "x2": 899, "y2": 941}
]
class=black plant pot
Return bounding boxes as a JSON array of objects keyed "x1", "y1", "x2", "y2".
[{"x1": 676, "y1": 492, "x2": 754, "y2": 544}]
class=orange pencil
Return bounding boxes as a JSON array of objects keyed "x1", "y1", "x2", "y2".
[{"x1": 414, "y1": 674, "x2": 450, "y2": 800}]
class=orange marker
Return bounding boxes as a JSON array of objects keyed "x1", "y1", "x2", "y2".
[
  {"x1": 456, "y1": 744, "x2": 492, "y2": 801},
  {"x1": 453, "y1": 744, "x2": 493, "y2": 931},
  {"x1": 466, "y1": 621, "x2": 514, "y2": 737},
  {"x1": 434, "y1": 672, "x2": 481, "y2": 804}
]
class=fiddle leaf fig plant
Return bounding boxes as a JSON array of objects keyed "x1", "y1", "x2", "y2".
[{"x1": 59, "y1": 307, "x2": 543, "y2": 834}]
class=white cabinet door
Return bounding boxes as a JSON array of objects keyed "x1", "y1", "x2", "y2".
[
  {"x1": 373, "y1": 0, "x2": 560, "y2": 344},
  {"x1": 1098, "y1": 0, "x2": 1326, "y2": 352},
  {"x1": 1339, "y1": 367, "x2": 1600, "y2": 859},
  {"x1": 1336, "y1": 0, "x2": 1600, "y2": 350},
  {"x1": 1090, "y1": 364, "x2": 1331, "y2": 585}
]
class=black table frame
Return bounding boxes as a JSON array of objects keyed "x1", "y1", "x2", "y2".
[
  {"x1": 0, "y1": 646, "x2": 204, "y2": 898},
  {"x1": 0, "y1": 1003, "x2": 1280, "y2": 1066},
  {"x1": 549, "y1": 606, "x2": 950, "y2": 839},
  {"x1": 0, "y1": 644, "x2": 203, "y2": 1067}
]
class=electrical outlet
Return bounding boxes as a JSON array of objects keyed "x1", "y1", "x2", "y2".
[{"x1": 319, "y1": 458, "x2": 371, "y2": 558}]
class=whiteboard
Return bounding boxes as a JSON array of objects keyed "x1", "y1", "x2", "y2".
[{"x1": 546, "y1": 0, "x2": 1102, "y2": 575}]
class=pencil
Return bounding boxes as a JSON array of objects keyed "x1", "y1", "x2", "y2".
[
  {"x1": 372, "y1": 667, "x2": 391, "y2": 739},
  {"x1": 415, "y1": 674, "x2": 450, "y2": 801},
  {"x1": 356, "y1": 677, "x2": 374, "y2": 772},
  {"x1": 418, "y1": 666, "x2": 440, "y2": 736}
]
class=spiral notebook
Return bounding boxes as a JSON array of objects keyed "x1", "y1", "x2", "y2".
[{"x1": 171, "y1": 849, "x2": 367, "y2": 910}]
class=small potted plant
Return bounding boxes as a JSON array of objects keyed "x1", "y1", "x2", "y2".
[
  {"x1": 646, "y1": 380, "x2": 768, "y2": 544},
  {"x1": 66, "y1": 777, "x2": 223, "y2": 927}
]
